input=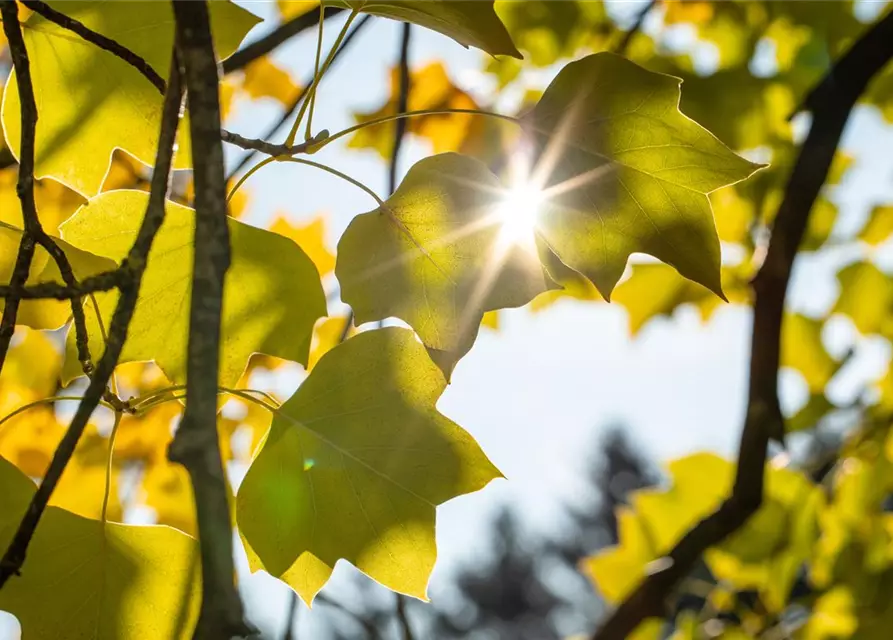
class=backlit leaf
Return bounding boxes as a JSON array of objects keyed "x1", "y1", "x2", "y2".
[
  {"x1": 333, "y1": 1, "x2": 521, "y2": 58},
  {"x1": 833, "y1": 262, "x2": 893, "y2": 336},
  {"x1": 0, "y1": 222, "x2": 116, "y2": 330},
  {"x1": 237, "y1": 327, "x2": 501, "y2": 604},
  {"x1": 59, "y1": 191, "x2": 327, "y2": 386},
  {"x1": 269, "y1": 215, "x2": 336, "y2": 277},
  {"x1": 529, "y1": 53, "x2": 763, "y2": 299},
  {"x1": 0, "y1": 456, "x2": 200, "y2": 639},
  {"x1": 1, "y1": 1, "x2": 258, "y2": 196},
  {"x1": 859, "y1": 205, "x2": 893, "y2": 246},
  {"x1": 336, "y1": 153, "x2": 549, "y2": 376}
]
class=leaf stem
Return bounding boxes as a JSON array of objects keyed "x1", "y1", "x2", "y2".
[
  {"x1": 100, "y1": 411, "x2": 123, "y2": 523},
  {"x1": 285, "y1": 8, "x2": 360, "y2": 146},
  {"x1": 0, "y1": 397, "x2": 112, "y2": 434},
  {"x1": 304, "y1": 1, "x2": 327, "y2": 142}
]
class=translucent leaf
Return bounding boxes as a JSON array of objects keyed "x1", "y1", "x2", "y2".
[
  {"x1": 241, "y1": 58, "x2": 302, "y2": 107},
  {"x1": 1, "y1": 1, "x2": 259, "y2": 196},
  {"x1": 336, "y1": 153, "x2": 549, "y2": 376},
  {"x1": 528, "y1": 53, "x2": 763, "y2": 299},
  {"x1": 0, "y1": 222, "x2": 116, "y2": 330},
  {"x1": 333, "y1": 1, "x2": 520, "y2": 58},
  {"x1": 781, "y1": 313, "x2": 841, "y2": 394},
  {"x1": 0, "y1": 456, "x2": 200, "y2": 639},
  {"x1": 59, "y1": 191, "x2": 327, "y2": 386},
  {"x1": 237, "y1": 327, "x2": 501, "y2": 604}
]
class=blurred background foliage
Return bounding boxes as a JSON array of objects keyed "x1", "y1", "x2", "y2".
[{"x1": 3, "y1": 0, "x2": 893, "y2": 638}]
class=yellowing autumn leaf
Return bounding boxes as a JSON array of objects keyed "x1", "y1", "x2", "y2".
[
  {"x1": 237, "y1": 328, "x2": 501, "y2": 604},
  {"x1": 833, "y1": 262, "x2": 893, "y2": 336},
  {"x1": 0, "y1": 456, "x2": 200, "y2": 639},
  {"x1": 1, "y1": 1, "x2": 259, "y2": 196},
  {"x1": 333, "y1": 1, "x2": 521, "y2": 58},
  {"x1": 241, "y1": 57, "x2": 302, "y2": 107},
  {"x1": 336, "y1": 153, "x2": 549, "y2": 376},
  {"x1": 0, "y1": 167, "x2": 86, "y2": 233},
  {"x1": 859, "y1": 205, "x2": 893, "y2": 246},
  {"x1": 529, "y1": 53, "x2": 763, "y2": 299},
  {"x1": 0, "y1": 221, "x2": 116, "y2": 331},
  {"x1": 59, "y1": 190, "x2": 327, "y2": 386},
  {"x1": 270, "y1": 215, "x2": 336, "y2": 277},
  {"x1": 349, "y1": 62, "x2": 481, "y2": 159}
]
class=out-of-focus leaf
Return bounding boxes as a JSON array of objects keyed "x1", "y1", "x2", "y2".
[
  {"x1": 859, "y1": 205, "x2": 893, "y2": 246},
  {"x1": 270, "y1": 215, "x2": 336, "y2": 277},
  {"x1": 833, "y1": 262, "x2": 893, "y2": 336}
]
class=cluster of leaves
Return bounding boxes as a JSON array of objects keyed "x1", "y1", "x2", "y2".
[{"x1": 1, "y1": 0, "x2": 891, "y2": 638}]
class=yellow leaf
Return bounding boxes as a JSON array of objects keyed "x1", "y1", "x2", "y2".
[
  {"x1": 242, "y1": 57, "x2": 302, "y2": 107},
  {"x1": 307, "y1": 316, "x2": 353, "y2": 371},
  {"x1": 1, "y1": 1, "x2": 259, "y2": 196},
  {"x1": 350, "y1": 62, "x2": 481, "y2": 159},
  {"x1": 237, "y1": 328, "x2": 502, "y2": 604},
  {"x1": 60, "y1": 191, "x2": 326, "y2": 386},
  {"x1": 859, "y1": 205, "x2": 893, "y2": 246},
  {"x1": 270, "y1": 215, "x2": 336, "y2": 277},
  {"x1": 0, "y1": 456, "x2": 200, "y2": 638}
]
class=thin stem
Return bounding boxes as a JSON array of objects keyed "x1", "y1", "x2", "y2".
[
  {"x1": 100, "y1": 411, "x2": 123, "y2": 523},
  {"x1": 304, "y1": 1, "x2": 327, "y2": 143},
  {"x1": 227, "y1": 156, "x2": 277, "y2": 202},
  {"x1": 0, "y1": 397, "x2": 111, "y2": 434},
  {"x1": 285, "y1": 9, "x2": 360, "y2": 146},
  {"x1": 319, "y1": 108, "x2": 520, "y2": 150}
]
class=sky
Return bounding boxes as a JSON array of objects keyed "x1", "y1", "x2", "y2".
[{"x1": 3, "y1": 1, "x2": 893, "y2": 638}]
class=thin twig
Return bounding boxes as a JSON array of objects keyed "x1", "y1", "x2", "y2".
[
  {"x1": 0, "y1": 1, "x2": 40, "y2": 373},
  {"x1": 389, "y1": 22, "x2": 412, "y2": 195},
  {"x1": 282, "y1": 591, "x2": 300, "y2": 640},
  {"x1": 21, "y1": 0, "x2": 165, "y2": 91},
  {"x1": 0, "y1": 51, "x2": 185, "y2": 589},
  {"x1": 222, "y1": 5, "x2": 345, "y2": 74},
  {"x1": 395, "y1": 595, "x2": 415, "y2": 640},
  {"x1": 0, "y1": 268, "x2": 124, "y2": 300},
  {"x1": 226, "y1": 15, "x2": 372, "y2": 180},
  {"x1": 591, "y1": 10, "x2": 893, "y2": 639},
  {"x1": 613, "y1": 0, "x2": 658, "y2": 56},
  {"x1": 167, "y1": 3, "x2": 249, "y2": 638}
]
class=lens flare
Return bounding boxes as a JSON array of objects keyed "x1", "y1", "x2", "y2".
[{"x1": 495, "y1": 182, "x2": 543, "y2": 246}]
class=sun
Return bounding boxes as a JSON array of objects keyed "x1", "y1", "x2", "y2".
[{"x1": 494, "y1": 182, "x2": 544, "y2": 245}]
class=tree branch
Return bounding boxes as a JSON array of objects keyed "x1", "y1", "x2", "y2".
[
  {"x1": 167, "y1": 3, "x2": 249, "y2": 638},
  {"x1": 591, "y1": 10, "x2": 893, "y2": 639},
  {"x1": 0, "y1": 268, "x2": 124, "y2": 300},
  {"x1": 614, "y1": 0, "x2": 658, "y2": 56},
  {"x1": 222, "y1": 4, "x2": 345, "y2": 74},
  {"x1": 388, "y1": 22, "x2": 412, "y2": 195},
  {"x1": 0, "y1": 50, "x2": 185, "y2": 588},
  {"x1": 0, "y1": 1, "x2": 40, "y2": 373},
  {"x1": 226, "y1": 14, "x2": 372, "y2": 180}
]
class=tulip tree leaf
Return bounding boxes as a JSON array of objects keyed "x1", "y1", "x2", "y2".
[
  {"x1": 333, "y1": 1, "x2": 521, "y2": 58},
  {"x1": 528, "y1": 52, "x2": 763, "y2": 299},
  {"x1": 59, "y1": 190, "x2": 326, "y2": 386},
  {"x1": 336, "y1": 153, "x2": 549, "y2": 376},
  {"x1": 237, "y1": 327, "x2": 501, "y2": 604},
  {"x1": 0, "y1": 456, "x2": 200, "y2": 639},
  {"x1": 1, "y1": 0, "x2": 258, "y2": 196},
  {"x1": 0, "y1": 221, "x2": 116, "y2": 331}
]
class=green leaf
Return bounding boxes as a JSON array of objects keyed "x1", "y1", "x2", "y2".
[
  {"x1": 336, "y1": 153, "x2": 549, "y2": 376},
  {"x1": 1, "y1": 1, "x2": 258, "y2": 196},
  {"x1": 333, "y1": 1, "x2": 520, "y2": 59},
  {"x1": 0, "y1": 221, "x2": 116, "y2": 330},
  {"x1": 59, "y1": 190, "x2": 326, "y2": 386},
  {"x1": 528, "y1": 52, "x2": 763, "y2": 299},
  {"x1": 0, "y1": 456, "x2": 200, "y2": 639},
  {"x1": 237, "y1": 327, "x2": 501, "y2": 604}
]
